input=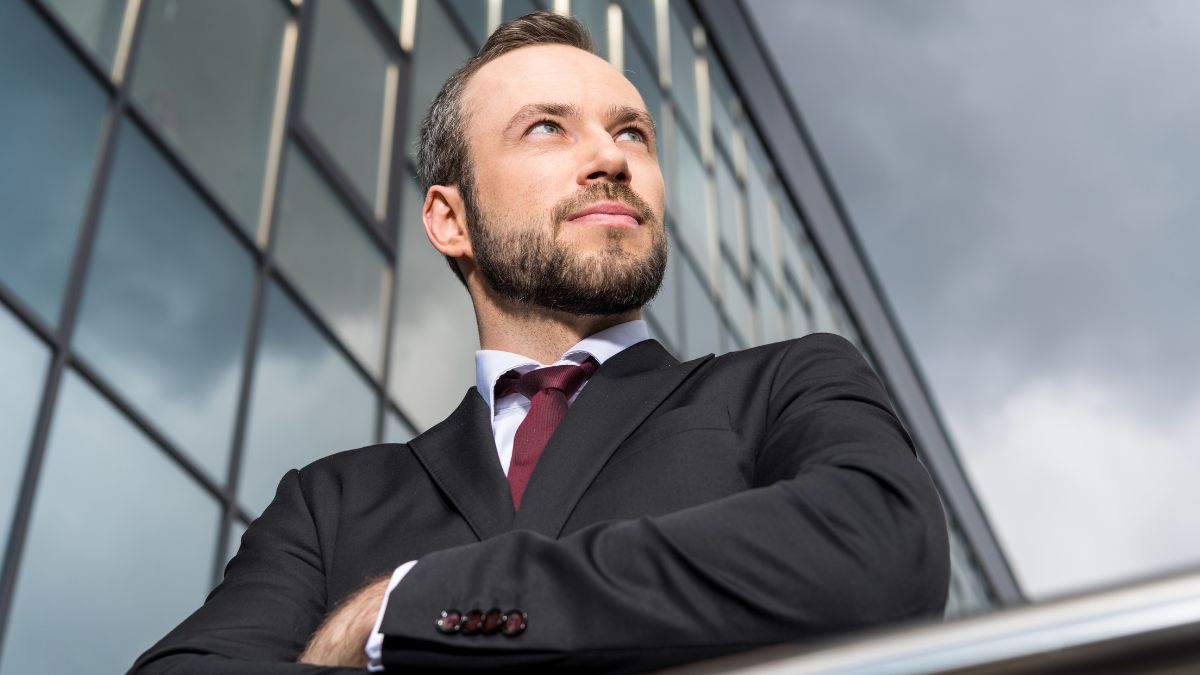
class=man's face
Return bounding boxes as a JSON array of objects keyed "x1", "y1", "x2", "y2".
[{"x1": 459, "y1": 44, "x2": 668, "y2": 316}]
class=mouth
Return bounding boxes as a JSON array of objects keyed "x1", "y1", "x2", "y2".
[{"x1": 565, "y1": 201, "x2": 642, "y2": 229}]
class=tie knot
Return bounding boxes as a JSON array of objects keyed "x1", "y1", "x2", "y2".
[{"x1": 496, "y1": 358, "x2": 597, "y2": 401}]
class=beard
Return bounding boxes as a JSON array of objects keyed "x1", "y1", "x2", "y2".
[{"x1": 463, "y1": 180, "x2": 668, "y2": 317}]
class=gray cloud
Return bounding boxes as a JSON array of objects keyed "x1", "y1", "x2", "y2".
[{"x1": 748, "y1": 0, "x2": 1200, "y2": 596}]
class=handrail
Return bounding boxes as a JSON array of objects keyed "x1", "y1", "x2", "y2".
[{"x1": 670, "y1": 569, "x2": 1200, "y2": 674}]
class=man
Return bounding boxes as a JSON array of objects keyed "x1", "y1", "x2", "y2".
[{"x1": 132, "y1": 12, "x2": 948, "y2": 674}]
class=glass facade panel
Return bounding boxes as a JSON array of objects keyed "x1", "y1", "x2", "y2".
[
  {"x1": 275, "y1": 146, "x2": 389, "y2": 376},
  {"x1": 679, "y1": 254, "x2": 720, "y2": 359},
  {"x1": 0, "y1": 0, "x2": 108, "y2": 325},
  {"x1": 132, "y1": 0, "x2": 286, "y2": 232},
  {"x1": 645, "y1": 228, "x2": 681, "y2": 352},
  {"x1": 303, "y1": 0, "x2": 393, "y2": 211},
  {"x1": 388, "y1": 178, "x2": 478, "y2": 430},
  {"x1": 503, "y1": 0, "x2": 538, "y2": 23},
  {"x1": 714, "y1": 149, "x2": 743, "y2": 264},
  {"x1": 721, "y1": 259, "x2": 754, "y2": 348},
  {"x1": 239, "y1": 282, "x2": 377, "y2": 515},
  {"x1": 755, "y1": 267, "x2": 785, "y2": 345},
  {"x1": 744, "y1": 140, "x2": 772, "y2": 266},
  {"x1": 0, "y1": 371, "x2": 218, "y2": 675},
  {"x1": 406, "y1": 0, "x2": 473, "y2": 161},
  {"x1": 447, "y1": 0, "x2": 489, "y2": 48},
  {"x1": 623, "y1": 25, "x2": 662, "y2": 133},
  {"x1": 384, "y1": 408, "x2": 416, "y2": 443},
  {"x1": 709, "y1": 58, "x2": 737, "y2": 156},
  {"x1": 43, "y1": 0, "x2": 126, "y2": 73},
  {"x1": 667, "y1": 2, "x2": 700, "y2": 136},
  {"x1": 74, "y1": 121, "x2": 254, "y2": 483},
  {"x1": 0, "y1": 306, "x2": 49, "y2": 547},
  {"x1": 571, "y1": 0, "x2": 609, "y2": 61},
  {"x1": 671, "y1": 125, "x2": 711, "y2": 278},
  {"x1": 619, "y1": 0, "x2": 656, "y2": 61}
]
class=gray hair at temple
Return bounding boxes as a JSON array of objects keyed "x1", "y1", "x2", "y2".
[{"x1": 414, "y1": 11, "x2": 596, "y2": 285}]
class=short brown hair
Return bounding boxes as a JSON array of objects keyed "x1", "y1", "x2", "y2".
[{"x1": 415, "y1": 11, "x2": 595, "y2": 284}]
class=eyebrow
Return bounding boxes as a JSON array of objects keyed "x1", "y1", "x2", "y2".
[{"x1": 502, "y1": 102, "x2": 658, "y2": 137}]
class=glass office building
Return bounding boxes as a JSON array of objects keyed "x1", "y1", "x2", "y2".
[{"x1": 0, "y1": 0, "x2": 1020, "y2": 672}]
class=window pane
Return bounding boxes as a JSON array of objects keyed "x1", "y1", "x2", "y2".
[
  {"x1": 709, "y1": 58, "x2": 737, "y2": 157},
  {"x1": 720, "y1": 259, "x2": 753, "y2": 348},
  {"x1": 671, "y1": 125, "x2": 711, "y2": 277},
  {"x1": 571, "y1": 0, "x2": 609, "y2": 61},
  {"x1": 132, "y1": 0, "x2": 287, "y2": 232},
  {"x1": 406, "y1": 0, "x2": 473, "y2": 161},
  {"x1": 0, "y1": 306, "x2": 49, "y2": 547},
  {"x1": 384, "y1": 408, "x2": 416, "y2": 443},
  {"x1": 303, "y1": 0, "x2": 393, "y2": 212},
  {"x1": 623, "y1": 25, "x2": 662, "y2": 134},
  {"x1": 645, "y1": 229, "x2": 681, "y2": 353},
  {"x1": 74, "y1": 121, "x2": 254, "y2": 483},
  {"x1": 714, "y1": 148, "x2": 743, "y2": 263},
  {"x1": 0, "y1": 371, "x2": 219, "y2": 675},
  {"x1": 502, "y1": 0, "x2": 537, "y2": 22},
  {"x1": 680, "y1": 254, "x2": 720, "y2": 359},
  {"x1": 784, "y1": 273, "x2": 811, "y2": 338},
  {"x1": 275, "y1": 146, "x2": 388, "y2": 376},
  {"x1": 388, "y1": 177, "x2": 478, "y2": 430},
  {"x1": 668, "y1": 2, "x2": 700, "y2": 137},
  {"x1": 755, "y1": 268, "x2": 785, "y2": 345},
  {"x1": 745, "y1": 159, "x2": 771, "y2": 263},
  {"x1": 42, "y1": 0, "x2": 126, "y2": 72},
  {"x1": 447, "y1": 0, "x2": 488, "y2": 48},
  {"x1": 239, "y1": 282, "x2": 378, "y2": 515},
  {"x1": 619, "y1": 0, "x2": 656, "y2": 60},
  {"x1": 0, "y1": 0, "x2": 108, "y2": 325}
]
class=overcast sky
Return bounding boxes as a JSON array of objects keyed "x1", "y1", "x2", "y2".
[{"x1": 745, "y1": 0, "x2": 1200, "y2": 600}]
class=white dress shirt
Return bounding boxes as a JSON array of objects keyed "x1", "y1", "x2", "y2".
[{"x1": 366, "y1": 319, "x2": 650, "y2": 670}]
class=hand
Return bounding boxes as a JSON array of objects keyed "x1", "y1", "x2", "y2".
[{"x1": 298, "y1": 576, "x2": 390, "y2": 668}]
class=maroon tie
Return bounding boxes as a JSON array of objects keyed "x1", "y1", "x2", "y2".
[{"x1": 496, "y1": 359, "x2": 597, "y2": 510}]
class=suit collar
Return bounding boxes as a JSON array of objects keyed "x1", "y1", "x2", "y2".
[
  {"x1": 408, "y1": 391, "x2": 514, "y2": 541},
  {"x1": 513, "y1": 339, "x2": 714, "y2": 537}
]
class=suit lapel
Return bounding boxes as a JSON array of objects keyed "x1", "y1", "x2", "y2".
[
  {"x1": 513, "y1": 339, "x2": 713, "y2": 537},
  {"x1": 408, "y1": 390, "x2": 514, "y2": 540}
]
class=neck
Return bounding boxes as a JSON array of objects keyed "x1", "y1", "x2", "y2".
[{"x1": 470, "y1": 288, "x2": 640, "y2": 364}]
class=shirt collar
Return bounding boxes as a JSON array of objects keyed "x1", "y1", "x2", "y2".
[{"x1": 474, "y1": 319, "x2": 650, "y2": 417}]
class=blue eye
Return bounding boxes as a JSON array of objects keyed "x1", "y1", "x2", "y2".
[
  {"x1": 617, "y1": 128, "x2": 646, "y2": 143},
  {"x1": 530, "y1": 121, "x2": 561, "y2": 135}
]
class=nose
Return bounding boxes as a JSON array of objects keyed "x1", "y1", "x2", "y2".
[{"x1": 577, "y1": 131, "x2": 631, "y2": 186}]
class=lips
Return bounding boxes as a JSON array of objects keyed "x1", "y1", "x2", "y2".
[{"x1": 566, "y1": 202, "x2": 642, "y2": 228}]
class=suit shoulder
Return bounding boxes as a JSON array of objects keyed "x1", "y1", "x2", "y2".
[
  {"x1": 295, "y1": 442, "x2": 410, "y2": 478},
  {"x1": 713, "y1": 331, "x2": 865, "y2": 366}
]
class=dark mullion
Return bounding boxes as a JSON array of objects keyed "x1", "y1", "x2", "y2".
[
  {"x1": 0, "y1": 285, "x2": 57, "y2": 351},
  {"x1": 352, "y1": 0, "x2": 410, "y2": 61},
  {"x1": 0, "y1": 0, "x2": 152, "y2": 650},
  {"x1": 214, "y1": 0, "x2": 317, "y2": 585},
  {"x1": 27, "y1": 0, "x2": 120, "y2": 98},
  {"x1": 384, "y1": 399, "x2": 421, "y2": 440},
  {"x1": 290, "y1": 125, "x2": 397, "y2": 261}
]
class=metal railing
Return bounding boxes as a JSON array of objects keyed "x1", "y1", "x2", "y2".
[{"x1": 672, "y1": 569, "x2": 1200, "y2": 674}]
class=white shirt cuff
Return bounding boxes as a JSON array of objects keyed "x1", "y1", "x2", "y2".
[{"x1": 365, "y1": 560, "x2": 418, "y2": 672}]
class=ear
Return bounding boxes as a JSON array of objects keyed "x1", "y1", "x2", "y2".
[{"x1": 423, "y1": 184, "x2": 473, "y2": 262}]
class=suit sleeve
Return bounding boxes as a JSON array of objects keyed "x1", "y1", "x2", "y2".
[
  {"x1": 127, "y1": 469, "x2": 361, "y2": 675},
  {"x1": 379, "y1": 334, "x2": 951, "y2": 671}
]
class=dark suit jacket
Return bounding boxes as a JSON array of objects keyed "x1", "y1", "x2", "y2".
[{"x1": 131, "y1": 334, "x2": 950, "y2": 673}]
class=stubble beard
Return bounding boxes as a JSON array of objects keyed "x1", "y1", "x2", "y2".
[{"x1": 464, "y1": 180, "x2": 668, "y2": 317}]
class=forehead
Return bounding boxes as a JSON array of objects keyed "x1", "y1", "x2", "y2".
[{"x1": 463, "y1": 44, "x2": 648, "y2": 126}]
